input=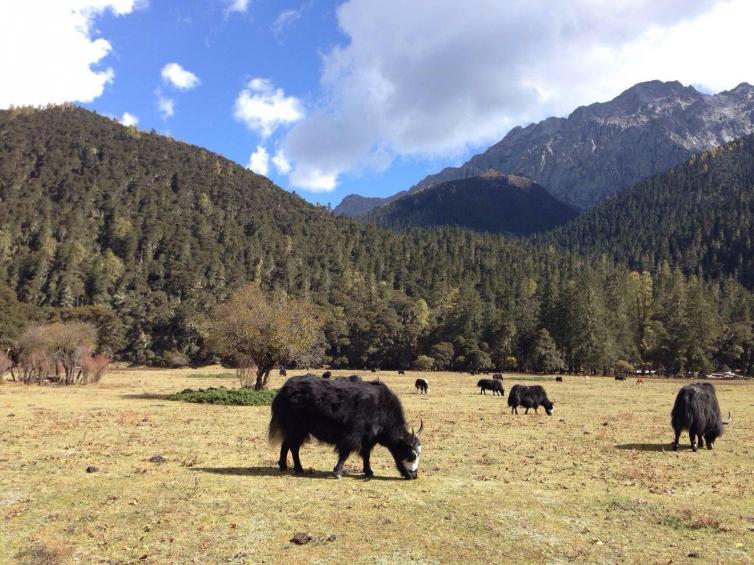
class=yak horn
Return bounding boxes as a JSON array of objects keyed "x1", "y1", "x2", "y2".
[
  {"x1": 416, "y1": 419, "x2": 424, "y2": 437},
  {"x1": 723, "y1": 411, "x2": 732, "y2": 426}
]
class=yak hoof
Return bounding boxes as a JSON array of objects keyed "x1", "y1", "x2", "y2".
[
  {"x1": 278, "y1": 462, "x2": 287, "y2": 471},
  {"x1": 691, "y1": 445, "x2": 698, "y2": 452},
  {"x1": 333, "y1": 472, "x2": 343, "y2": 480},
  {"x1": 293, "y1": 467, "x2": 305, "y2": 475},
  {"x1": 707, "y1": 443, "x2": 714, "y2": 450}
]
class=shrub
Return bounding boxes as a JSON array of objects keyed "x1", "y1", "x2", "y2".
[
  {"x1": 0, "y1": 350, "x2": 12, "y2": 379},
  {"x1": 412, "y1": 355, "x2": 435, "y2": 371},
  {"x1": 167, "y1": 386, "x2": 276, "y2": 406},
  {"x1": 159, "y1": 350, "x2": 190, "y2": 368},
  {"x1": 79, "y1": 353, "x2": 111, "y2": 383}
]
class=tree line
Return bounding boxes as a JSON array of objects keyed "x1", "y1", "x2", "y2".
[{"x1": 1, "y1": 106, "x2": 753, "y2": 378}]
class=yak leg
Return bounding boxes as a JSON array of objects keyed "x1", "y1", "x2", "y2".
[
  {"x1": 361, "y1": 445, "x2": 374, "y2": 477},
  {"x1": 534, "y1": 406, "x2": 539, "y2": 413},
  {"x1": 290, "y1": 441, "x2": 305, "y2": 474},
  {"x1": 333, "y1": 446, "x2": 350, "y2": 479},
  {"x1": 697, "y1": 434, "x2": 705, "y2": 449},
  {"x1": 278, "y1": 441, "x2": 289, "y2": 471},
  {"x1": 672, "y1": 429, "x2": 681, "y2": 451},
  {"x1": 689, "y1": 431, "x2": 697, "y2": 452},
  {"x1": 525, "y1": 407, "x2": 530, "y2": 414}
]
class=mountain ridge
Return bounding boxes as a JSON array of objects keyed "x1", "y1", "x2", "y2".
[{"x1": 335, "y1": 80, "x2": 754, "y2": 215}]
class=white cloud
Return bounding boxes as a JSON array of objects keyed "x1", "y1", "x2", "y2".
[
  {"x1": 161, "y1": 62, "x2": 200, "y2": 90},
  {"x1": 272, "y1": 150, "x2": 292, "y2": 175},
  {"x1": 225, "y1": 0, "x2": 249, "y2": 14},
  {"x1": 289, "y1": 165, "x2": 337, "y2": 192},
  {"x1": 282, "y1": 0, "x2": 754, "y2": 191},
  {"x1": 272, "y1": 8, "x2": 303, "y2": 38},
  {"x1": 233, "y1": 78, "x2": 303, "y2": 138},
  {"x1": 0, "y1": 1, "x2": 142, "y2": 108},
  {"x1": 157, "y1": 94, "x2": 175, "y2": 119},
  {"x1": 248, "y1": 146, "x2": 270, "y2": 175},
  {"x1": 120, "y1": 111, "x2": 139, "y2": 126}
]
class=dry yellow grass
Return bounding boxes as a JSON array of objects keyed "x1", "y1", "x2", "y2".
[{"x1": 1, "y1": 368, "x2": 753, "y2": 563}]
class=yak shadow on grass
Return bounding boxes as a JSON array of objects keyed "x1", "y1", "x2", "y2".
[
  {"x1": 190, "y1": 466, "x2": 403, "y2": 481},
  {"x1": 615, "y1": 443, "x2": 672, "y2": 452}
]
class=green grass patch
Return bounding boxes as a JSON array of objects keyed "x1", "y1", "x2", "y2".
[{"x1": 166, "y1": 386, "x2": 277, "y2": 406}]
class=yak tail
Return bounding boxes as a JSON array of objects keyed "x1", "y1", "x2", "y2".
[
  {"x1": 723, "y1": 411, "x2": 732, "y2": 427},
  {"x1": 268, "y1": 400, "x2": 284, "y2": 445}
]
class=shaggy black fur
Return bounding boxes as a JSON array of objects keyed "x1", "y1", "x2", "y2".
[
  {"x1": 671, "y1": 383, "x2": 727, "y2": 451},
  {"x1": 269, "y1": 376, "x2": 422, "y2": 479},
  {"x1": 477, "y1": 378, "x2": 504, "y2": 396},
  {"x1": 415, "y1": 378, "x2": 429, "y2": 394},
  {"x1": 508, "y1": 384, "x2": 554, "y2": 415},
  {"x1": 322, "y1": 371, "x2": 332, "y2": 379},
  {"x1": 614, "y1": 375, "x2": 625, "y2": 381},
  {"x1": 555, "y1": 376, "x2": 563, "y2": 382}
]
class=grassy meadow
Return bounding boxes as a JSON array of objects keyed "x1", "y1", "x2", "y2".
[{"x1": 1, "y1": 368, "x2": 753, "y2": 563}]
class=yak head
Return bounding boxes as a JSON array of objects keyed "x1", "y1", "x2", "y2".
[
  {"x1": 391, "y1": 420, "x2": 423, "y2": 479},
  {"x1": 543, "y1": 400, "x2": 555, "y2": 416}
]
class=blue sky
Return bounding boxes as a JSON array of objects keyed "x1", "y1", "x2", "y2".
[{"x1": 2, "y1": 1, "x2": 754, "y2": 207}]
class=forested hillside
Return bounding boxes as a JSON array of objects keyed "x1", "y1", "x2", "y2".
[
  {"x1": 1, "y1": 106, "x2": 753, "y2": 375},
  {"x1": 368, "y1": 174, "x2": 577, "y2": 236},
  {"x1": 546, "y1": 135, "x2": 754, "y2": 289}
]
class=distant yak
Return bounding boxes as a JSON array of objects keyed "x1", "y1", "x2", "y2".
[
  {"x1": 477, "y1": 378, "x2": 504, "y2": 396},
  {"x1": 508, "y1": 384, "x2": 554, "y2": 415},
  {"x1": 322, "y1": 371, "x2": 332, "y2": 379},
  {"x1": 398, "y1": 370, "x2": 406, "y2": 375},
  {"x1": 555, "y1": 376, "x2": 563, "y2": 382},
  {"x1": 269, "y1": 375, "x2": 422, "y2": 479},
  {"x1": 636, "y1": 377, "x2": 645, "y2": 385},
  {"x1": 671, "y1": 383, "x2": 731, "y2": 451},
  {"x1": 279, "y1": 368, "x2": 287, "y2": 377},
  {"x1": 415, "y1": 378, "x2": 429, "y2": 394},
  {"x1": 493, "y1": 373, "x2": 504, "y2": 381},
  {"x1": 614, "y1": 375, "x2": 625, "y2": 381}
]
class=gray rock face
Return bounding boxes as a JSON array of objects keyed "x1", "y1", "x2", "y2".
[{"x1": 334, "y1": 80, "x2": 754, "y2": 214}]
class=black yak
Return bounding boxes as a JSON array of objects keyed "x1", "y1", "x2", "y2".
[
  {"x1": 671, "y1": 383, "x2": 731, "y2": 451},
  {"x1": 415, "y1": 378, "x2": 429, "y2": 394},
  {"x1": 398, "y1": 370, "x2": 405, "y2": 375},
  {"x1": 269, "y1": 375, "x2": 423, "y2": 479},
  {"x1": 508, "y1": 384, "x2": 554, "y2": 415},
  {"x1": 279, "y1": 368, "x2": 287, "y2": 377},
  {"x1": 615, "y1": 375, "x2": 625, "y2": 381},
  {"x1": 493, "y1": 373, "x2": 504, "y2": 381},
  {"x1": 555, "y1": 376, "x2": 563, "y2": 382},
  {"x1": 322, "y1": 371, "x2": 332, "y2": 379},
  {"x1": 477, "y1": 378, "x2": 504, "y2": 396}
]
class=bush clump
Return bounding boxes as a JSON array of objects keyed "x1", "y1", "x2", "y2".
[{"x1": 167, "y1": 386, "x2": 277, "y2": 406}]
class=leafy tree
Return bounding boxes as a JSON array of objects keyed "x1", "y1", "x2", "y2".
[
  {"x1": 430, "y1": 342, "x2": 454, "y2": 370},
  {"x1": 528, "y1": 328, "x2": 564, "y2": 373},
  {"x1": 204, "y1": 284, "x2": 323, "y2": 389},
  {"x1": 412, "y1": 355, "x2": 434, "y2": 371}
]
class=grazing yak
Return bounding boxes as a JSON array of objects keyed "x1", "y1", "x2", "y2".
[
  {"x1": 415, "y1": 378, "x2": 429, "y2": 394},
  {"x1": 555, "y1": 376, "x2": 563, "y2": 382},
  {"x1": 269, "y1": 375, "x2": 423, "y2": 479},
  {"x1": 493, "y1": 373, "x2": 504, "y2": 381},
  {"x1": 322, "y1": 371, "x2": 332, "y2": 379},
  {"x1": 398, "y1": 370, "x2": 405, "y2": 375},
  {"x1": 508, "y1": 384, "x2": 554, "y2": 415},
  {"x1": 477, "y1": 378, "x2": 504, "y2": 396},
  {"x1": 615, "y1": 375, "x2": 625, "y2": 381},
  {"x1": 671, "y1": 383, "x2": 731, "y2": 452}
]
